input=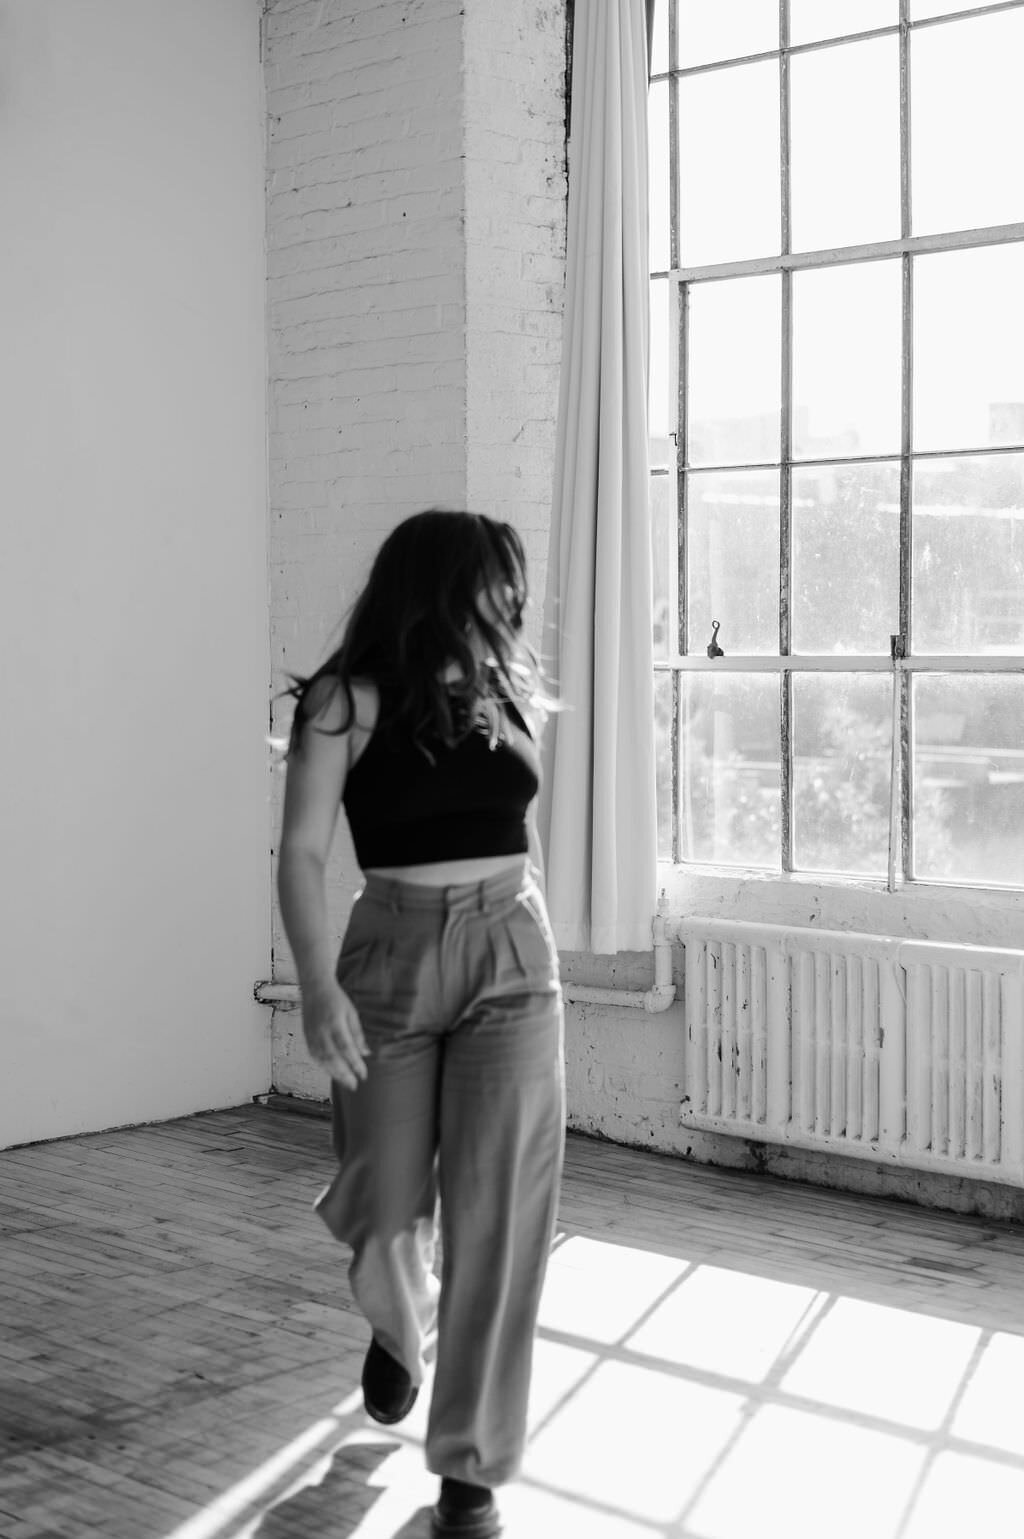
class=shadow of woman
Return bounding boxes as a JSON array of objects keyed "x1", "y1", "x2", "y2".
[{"x1": 254, "y1": 1432, "x2": 435, "y2": 1538}]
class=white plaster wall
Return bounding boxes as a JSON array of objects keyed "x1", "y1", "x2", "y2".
[
  {"x1": 0, "y1": 0, "x2": 271, "y2": 1147},
  {"x1": 265, "y1": 0, "x2": 569, "y2": 1097}
]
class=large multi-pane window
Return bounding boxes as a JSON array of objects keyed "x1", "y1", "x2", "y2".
[{"x1": 649, "y1": 0, "x2": 1024, "y2": 888}]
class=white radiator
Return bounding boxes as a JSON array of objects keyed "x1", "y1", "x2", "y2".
[{"x1": 674, "y1": 918, "x2": 1024, "y2": 1184}]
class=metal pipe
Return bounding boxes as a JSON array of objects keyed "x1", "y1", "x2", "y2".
[
  {"x1": 255, "y1": 981, "x2": 299, "y2": 1005},
  {"x1": 255, "y1": 916, "x2": 679, "y2": 1015}
]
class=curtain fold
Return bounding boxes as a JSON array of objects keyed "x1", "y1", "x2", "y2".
[{"x1": 538, "y1": 0, "x2": 657, "y2": 956}]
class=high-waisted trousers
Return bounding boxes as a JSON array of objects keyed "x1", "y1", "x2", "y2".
[{"x1": 315, "y1": 860, "x2": 566, "y2": 1488}]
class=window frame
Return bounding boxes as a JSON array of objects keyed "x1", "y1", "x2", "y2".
[{"x1": 651, "y1": 0, "x2": 1024, "y2": 892}]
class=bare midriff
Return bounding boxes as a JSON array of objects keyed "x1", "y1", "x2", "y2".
[{"x1": 363, "y1": 852, "x2": 529, "y2": 888}]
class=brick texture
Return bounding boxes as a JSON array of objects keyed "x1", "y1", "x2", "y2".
[
  {"x1": 264, "y1": 0, "x2": 568, "y2": 1094},
  {"x1": 464, "y1": 0, "x2": 568, "y2": 585}
]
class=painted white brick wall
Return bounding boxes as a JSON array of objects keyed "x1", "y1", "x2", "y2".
[
  {"x1": 261, "y1": 4, "x2": 1024, "y2": 1220},
  {"x1": 464, "y1": 0, "x2": 567, "y2": 604},
  {"x1": 264, "y1": 0, "x2": 568, "y2": 1097}
]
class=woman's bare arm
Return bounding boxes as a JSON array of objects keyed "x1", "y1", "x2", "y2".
[
  {"x1": 525, "y1": 797, "x2": 546, "y2": 894},
  {"x1": 277, "y1": 681, "x2": 372, "y2": 1088}
]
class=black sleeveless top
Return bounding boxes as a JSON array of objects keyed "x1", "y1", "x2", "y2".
[{"x1": 343, "y1": 692, "x2": 541, "y2": 869}]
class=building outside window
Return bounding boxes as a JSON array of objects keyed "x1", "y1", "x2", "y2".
[{"x1": 648, "y1": 0, "x2": 1024, "y2": 890}]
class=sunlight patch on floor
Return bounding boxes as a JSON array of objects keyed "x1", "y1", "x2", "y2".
[
  {"x1": 538, "y1": 1233, "x2": 692, "y2": 1344},
  {"x1": 525, "y1": 1336, "x2": 600, "y2": 1431},
  {"x1": 685, "y1": 1403, "x2": 926, "y2": 1539},
  {"x1": 624, "y1": 1262, "x2": 825, "y2": 1379},
  {"x1": 523, "y1": 1357, "x2": 748, "y2": 1523},
  {"x1": 778, "y1": 1297, "x2": 981, "y2": 1428},
  {"x1": 160, "y1": 1240, "x2": 1024, "y2": 1539},
  {"x1": 523, "y1": 1244, "x2": 1024, "y2": 1539},
  {"x1": 949, "y1": 1329, "x2": 1024, "y2": 1454},
  {"x1": 901, "y1": 1450, "x2": 1024, "y2": 1539}
]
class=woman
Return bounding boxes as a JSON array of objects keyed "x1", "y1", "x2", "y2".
[{"x1": 276, "y1": 510, "x2": 565, "y2": 1539}]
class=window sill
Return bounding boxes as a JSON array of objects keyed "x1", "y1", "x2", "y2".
[{"x1": 657, "y1": 861, "x2": 1024, "y2": 950}]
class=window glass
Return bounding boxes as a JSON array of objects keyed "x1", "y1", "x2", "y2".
[
  {"x1": 792, "y1": 463, "x2": 901, "y2": 654},
  {"x1": 790, "y1": 37, "x2": 900, "y2": 251},
  {"x1": 790, "y1": 0, "x2": 894, "y2": 46},
  {"x1": 686, "y1": 470, "x2": 780, "y2": 655},
  {"x1": 677, "y1": 0, "x2": 778, "y2": 68},
  {"x1": 650, "y1": 0, "x2": 669, "y2": 73},
  {"x1": 914, "y1": 675, "x2": 1024, "y2": 884},
  {"x1": 648, "y1": 81, "x2": 671, "y2": 272},
  {"x1": 913, "y1": 454, "x2": 1024, "y2": 655},
  {"x1": 651, "y1": 0, "x2": 1024, "y2": 886},
  {"x1": 679, "y1": 674, "x2": 781, "y2": 867},
  {"x1": 912, "y1": 11, "x2": 1024, "y2": 237},
  {"x1": 651, "y1": 473, "x2": 677, "y2": 660},
  {"x1": 914, "y1": 246, "x2": 1024, "y2": 454},
  {"x1": 679, "y1": 62, "x2": 780, "y2": 267},
  {"x1": 792, "y1": 261, "x2": 902, "y2": 460},
  {"x1": 655, "y1": 671, "x2": 674, "y2": 858},
  {"x1": 687, "y1": 275, "x2": 781, "y2": 467},
  {"x1": 911, "y1": 0, "x2": 1007, "y2": 17},
  {"x1": 792, "y1": 674, "x2": 893, "y2": 876},
  {"x1": 649, "y1": 278, "x2": 673, "y2": 463}
]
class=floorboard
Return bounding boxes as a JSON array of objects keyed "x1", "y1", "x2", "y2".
[{"x1": 3, "y1": 1105, "x2": 1024, "y2": 1538}]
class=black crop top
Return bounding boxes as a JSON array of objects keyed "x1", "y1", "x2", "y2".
[{"x1": 343, "y1": 694, "x2": 541, "y2": 868}]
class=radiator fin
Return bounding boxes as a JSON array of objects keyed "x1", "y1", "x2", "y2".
[
  {"x1": 790, "y1": 952, "x2": 882, "y2": 1148},
  {"x1": 905, "y1": 964, "x2": 1005, "y2": 1165},
  {"x1": 681, "y1": 924, "x2": 1024, "y2": 1184}
]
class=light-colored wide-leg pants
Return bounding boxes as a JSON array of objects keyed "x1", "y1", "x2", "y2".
[{"x1": 315, "y1": 861, "x2": 566, "y2": 1488}]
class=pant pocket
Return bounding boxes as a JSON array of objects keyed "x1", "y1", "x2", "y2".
[
  {"x1": 498, "y1": 893, "x2": 560, "y2": 986},
  {"x1": 335, "y1": 936, "x2": 388, "y2": 996}
]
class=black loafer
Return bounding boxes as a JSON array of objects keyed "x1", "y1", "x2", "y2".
[
  {"x1": 361, "y1": 1336, "x2": 418, "y2": 1425},
  {"x1": 431, "y1": 1479, "x2": 501, "y2": 1538}
]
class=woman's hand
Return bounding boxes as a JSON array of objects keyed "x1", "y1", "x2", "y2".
[{"x1": 301, "y1": 981, "x2": 371, "y2": 1091}]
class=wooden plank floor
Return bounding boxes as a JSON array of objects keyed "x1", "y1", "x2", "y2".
[{"x1": 3, "y1": 1105, "x2": 1024, "y2": 1539}]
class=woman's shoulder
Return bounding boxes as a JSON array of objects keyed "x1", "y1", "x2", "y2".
[
  {"x1": 345, "y1": 677, "x2": 381, "y2": 770},
  {"x1": 349, "y1": 677, "x2": 380, "y2": 728},
  {"x1": 297, "y1": 673, "x2": 380, "y2": 737}
]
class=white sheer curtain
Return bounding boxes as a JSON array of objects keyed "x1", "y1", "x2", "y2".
[{"x1": 538, "y1": 0, "x2": 657, "y2": 956}]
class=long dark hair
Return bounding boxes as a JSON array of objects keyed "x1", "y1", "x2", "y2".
[{"x1": 285, "y1": 509, "x2": 551, "y2": 755}]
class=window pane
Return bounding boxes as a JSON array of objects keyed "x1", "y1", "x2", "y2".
[
  {"x1": 790, "y1": 0, "x2": 895, "y2": 46},
  {"x1": 793, "y1": 674, "x2": 893, "y2": 876},
  {"x1": 792, "y1": 462, "x2": 901, "y2": 654},
  {"x1": 686, "y1": 470, "x2": 780, "y2": 654},
  {"x1": 790, "y1": 37, "x2": 900, "y2": 252},
  {"x1": 912, "y1": 0, "x2": 1008, "y2": 17},
  {"x1": 678, "y1": 62, "x2": 781, "y2": 267},
  {"x1": 687, "y1": 275, "x2": 781, "y2": 466},
  {"x1": 679, "y1": 674, "x2": 781, "y2": 867},
  {"x1": 912, "y1": 11, "x2": 1024, "y2": 237},
  {"x1": 650, "y1": 0, "x2": 669, "y2": 74},
  {"x1": 792, "y1": 261, "x2": 902, "y2": 459},
  {"x1": 649, "y1": 279, "x2": 673, "y2": 463},
  {"x1": 651, "y1": 473, "x2": 676, "y2": 659},
  {"x1": 648, "y1": 80, "x2": 670, "y2": 272},
  {"x1": 914, "y1": 246, "x2": 1024, "y2": 453},
  {"x1": 914, "y1": 675, "x2": 1024, "y2": 885},
  {"x1": 678, "y1": 0, "x2": 778, "y2": 68},
  {"x1": 913, "y1": 454, "x2": 1024, "y2": 655},
  {"x1": 655, "y1": 670, "x2": 673, "y2": 859}
]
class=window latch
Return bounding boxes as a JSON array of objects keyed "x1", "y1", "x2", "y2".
[{"x1": 706, "y1": 620, "x2": 724, "y2": 659}]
